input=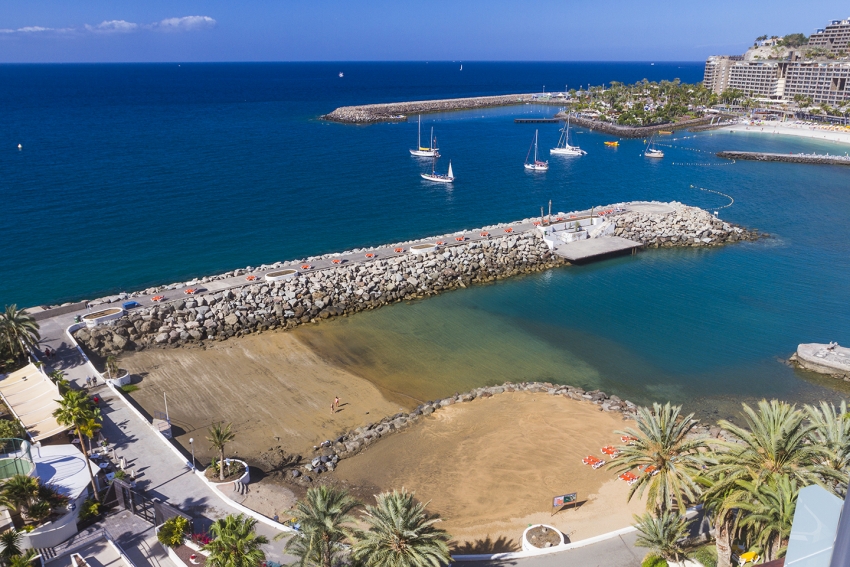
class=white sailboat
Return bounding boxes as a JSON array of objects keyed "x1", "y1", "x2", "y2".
[
  {"x1": 524, "y1": 130, "x2": 549, "y2": 171},
  {"x1": 410, "y1": 115, "x2": 439, "y2": 157},
  {"x1": 550, "y1": 115, "x2": 587, "y2": 156},
  {"x1": 421, "y1": 155, "x2": 454, "y2": 183},
  {"x1": 644, "y1": 133, "x2": 664, "y2": 158}
]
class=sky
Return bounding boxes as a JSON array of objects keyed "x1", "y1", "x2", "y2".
[{"x1": 1, "y1": 1, "x2": 849, "y2": 63}]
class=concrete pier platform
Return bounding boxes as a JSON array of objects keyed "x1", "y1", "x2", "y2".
[
  {"x1": 554, "y1": 236, "x2": 643, "y2": 263},
  {"x1": 794, "y1": 343, "x2": 850, "y2": 379}
]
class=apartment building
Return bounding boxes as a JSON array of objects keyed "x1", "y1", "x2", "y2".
[{"x1": 808, "y1": 18, "x2": 850, "y2": 54}]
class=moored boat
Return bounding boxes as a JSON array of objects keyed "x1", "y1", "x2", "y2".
[
  {"x1": 524, "y1": 130, "x2": 549, "y2": 171},
  {"x1": 550, "y1": 115, "x2": 586, "y2": 156},
  {"x1": 421, "y1": 156, "x2": 454, "y2": 183},
  {"x1": 410, "y1": 115, "x2": 439, "y2": 157},
  {"x1": 644, "y1": 133, "x2": 664, "y2": 158},
  {"x1": 604, "y1": 141, "x2": 619, "y2": 147}
]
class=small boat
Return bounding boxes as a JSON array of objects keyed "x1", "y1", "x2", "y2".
[
  {"x1": 550, "y1": 115, "x2": 586, "y2": 156},
  {"x1": 644, "y1": 133, "x2": 664, "y2": 158},
  {"x1": 604, "y1": 141, "x2": 619, "y2": 147},
  {"x1": 460, "y1": 64, "x2": 463, "y2": 70},
  {"x1": 658, "y1": 130, "x2": 673, "y2": 135},
  {"x1": 410, "y1": 115, "x2": 439, "y2": 157},
  {"x1": 421, "y1": 155, "x2": 454, "y2": 183},
  {"x1": 524, "y1": 130, "x2": 549, "y2": 171}
]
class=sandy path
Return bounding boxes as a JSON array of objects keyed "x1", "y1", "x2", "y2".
[
  {"x1": 334, "y1": 391, "x2": 645, "y2": 552},
  {"x1": 122, "y1": 332, "x2": 406, "y2": 462}
]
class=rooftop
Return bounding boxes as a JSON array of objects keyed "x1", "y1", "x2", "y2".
[{"x1": 45, "y1": 533, "x2": 135, "y2": 567}]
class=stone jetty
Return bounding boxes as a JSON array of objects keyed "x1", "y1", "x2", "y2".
[
  {"x1": 322, "y1": 93, "x2": 535, "y2": 123},
  {"x1": 792, "y1": 343, "x2": 850, "y2": 380},
  {"x1": 564, "y1": 115, "x2": 717, "y2": 138},
  {"x1": 74, "y1": 202, "x2": 761, "y2": 359},
  {"x1": 717, "y1": 151, "x2": 850, "y2": 166}
]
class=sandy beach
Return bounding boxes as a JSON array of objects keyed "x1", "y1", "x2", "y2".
[
  {"x1": 721, "y1": 122, "x2": 850, "y2": 147},
  {"x1": 122, "y1": 331, "x2": 408, "y2": 463},
  {"x1": 334, "y1": 391, "x2": 644, "y2": 552}
]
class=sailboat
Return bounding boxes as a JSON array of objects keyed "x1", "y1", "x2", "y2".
[
  {"x1": 421, "y1": 154, "x2": 454, "y2": 183},
  {"x1": 644, "y1": 133, "x2": 664, "y2": 158},
  {"x1": 410, "y1": 115, "x2": 439, "y2": 157},
  {"x1": 524, "y1": 130, "x2": 549, "y2": 171},
  {"x1": 550, "y1": 115, "x2": 587, "y2": 156}
]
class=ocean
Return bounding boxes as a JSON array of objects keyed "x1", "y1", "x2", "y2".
[{"x1": 2, "y1": 62, "x2": 849, "y2": 414}]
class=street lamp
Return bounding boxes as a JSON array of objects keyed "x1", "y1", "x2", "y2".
[{"x1": 189, "y1": 438, "x2": 195, "y2": 471}]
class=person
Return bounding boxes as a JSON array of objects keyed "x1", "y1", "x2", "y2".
[
  {"x1": 334, "y1": 396, "x2": 340, "y2": 410},
  {"x1": 43, "y1": 347, "x2": 50, "y2": 358}
]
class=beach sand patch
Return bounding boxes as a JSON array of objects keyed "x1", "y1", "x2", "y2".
[
  {"x1": 121, "y1": 331, "x2": 405, "y2": 462},
  {"x1": 333, "y1": 391, "x2": 645, "y2": 552}
]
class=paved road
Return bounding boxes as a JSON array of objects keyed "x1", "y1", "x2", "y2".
[{"x1": 452, "y1": 532, "x2": 642, "y2": 567}]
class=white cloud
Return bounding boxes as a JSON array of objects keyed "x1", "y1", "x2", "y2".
[
  {"x1": 85, "y1": 20, "x2": 139, "y2": 33},
  {"x1": 0, "y1": 16, "x2": 214, "y2": 35},
  {"x1": 154, "y1": 16, "x2": 216, "y2": 31}
]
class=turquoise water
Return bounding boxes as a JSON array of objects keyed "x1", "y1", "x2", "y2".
[{"x1": 3, "y1": 62, "x2": 849, "y2": 411}]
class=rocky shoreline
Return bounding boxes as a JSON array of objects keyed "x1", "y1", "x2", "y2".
[
  {"x1": 75, "y1": 202, "x2": 762, "y2": 359},
  {"x1": 322, "y1": 93, "x2": 536, "y2": 123},
  {"x1": 565, "y1": 115, "x2": 719, "y2": 138},
  {"x1": 717, "y1": 151, "x2": 850, "y2": 166}
]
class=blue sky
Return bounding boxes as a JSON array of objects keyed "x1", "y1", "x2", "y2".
[{"x1": 1, "y1": 1, "x2": 848, "y2": 63}]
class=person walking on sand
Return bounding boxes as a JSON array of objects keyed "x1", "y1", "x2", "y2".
[{"x1": 334, "y1": 396, "x2": 340, "y2": 410}]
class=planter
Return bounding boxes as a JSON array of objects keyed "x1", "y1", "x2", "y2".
[
  {"x1": 108, "y1": 369, "x2": 131, "y2": 387},
  {"x1": 265, "y1": 269, "x2": 299, "y2": 282},
  {"x1": 205, "y1": 458, "x2": 250, "y2": 485},
  {"x1": 521, "y1": 524, "x2": 565, "y2": 551},
  {"x1": 83, "y1": 308, "x2": 124, "y2": 328},
  {"x1": 410, "y1": 243, "x2": 438, "y2": 255}
]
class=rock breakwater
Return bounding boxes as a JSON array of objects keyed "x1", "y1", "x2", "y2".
[
  {"x1": 565, "y1": 115, "x2": 717, "y2": 138},
  {"x1": 323, "y1": 94, "x2": 535, "y2": 123},
  {"x1": 75, "y1": 202, "x2": 761, "y2": 359},
  {"x1": 717, "y1": 151, "x2": 850, "y2": 166}
]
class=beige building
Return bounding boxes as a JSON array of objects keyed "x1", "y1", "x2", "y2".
[{"x1": 808, "y1": 18, "x2": 850, "y2": 54}]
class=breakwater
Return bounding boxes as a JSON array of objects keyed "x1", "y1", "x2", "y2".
[
  {"x1": 717, "y1": 151, "x2": 850, "y2": 166},
  {"x1": 564, "y1": 114, "x2": 718, "y2": 138},
  {"x1": 74, "y1": 202, "x2": 760, "y2": 359},
  {"x1": 322, "y1": 93, "x2": 536, "y2": 123}
]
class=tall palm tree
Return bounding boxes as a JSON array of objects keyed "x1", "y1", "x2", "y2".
[
  {"x1": 207, "y1": 422, "x2": 236, "y2": 481},
  {"x1": 0, "y1": 306, "x2": 40, "y2": 361},
  {"x1": 610, "y1": 402, "x2": 708, "y2": 512},
  {"x1": 633, "y1": 511, "x2": 692, "y2": 563},
  {"x1": 805, "y1": 401, "x2": 850, "y2": 491},
  {"x1": 736, "y1": 476, "x2": 798, "y2": 562},
  {"x1": 696, "y1": 471, "x2": 748, "y2": 567},
  {"x1": 204, "y1": 514, "x2": 268, "y2": 567},
  {"x1": 283, "y1": 486, "x2": 359, "y2": 567},
  {"x1": 353, "y1": 489, "x2": 451, "y2": 567},
  {"x1": 53, "y1": 390, "x2": 101, "y2": 501},
  {"x1": 712, "y1": 400, "x2": 839, "y2": 493}
]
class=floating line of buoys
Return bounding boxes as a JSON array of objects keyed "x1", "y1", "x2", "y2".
[{"x1": 689, "y1": 184, "x2": 734, "y2": 209}]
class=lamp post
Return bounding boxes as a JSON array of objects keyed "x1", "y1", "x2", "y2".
[{"x1": 189, "y1": 438, "x2": 195, "y2": 471}]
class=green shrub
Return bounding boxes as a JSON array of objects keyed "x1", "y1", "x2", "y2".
[
  {"x1": 157, "y1": 516, "x2": 189, "y2": 547},
  {"x1": 642, "y1": 554, "x2": 668, "y2": 567},
  {"x1": 78, "y1": 499, "x2": 101, "y2": 521},
  {"x1": 692, "y1": 545, "x2": 717, "y2": 567},
  {"x1": 113, "y1": 470, "x2": 127, "y2": 480},
  {"x1": 0, "y1": 419, "x2": 24, "y2": 440},
  {"x1": 119, "y1": 384, "x2": 139, "y2": 393}
]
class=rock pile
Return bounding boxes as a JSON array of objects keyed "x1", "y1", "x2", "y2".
[
  {"x1": 75, "y1": 203, "x2": 760, "y2": 358},
  {"x1": 323, "y1": 94, "x2": 535, "y2": 123},
  {"x1": 614, "y1": 205, "x2": 760, "y2": 247},
  {"x1": 566, "y1": 115, "x2": 717, "y2": 138}
]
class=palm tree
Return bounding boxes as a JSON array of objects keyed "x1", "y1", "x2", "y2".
[
  {"x1": 7, "y1": 552, "x2": 37, "y2": 567},
  {"x1": 283, "y1": 486, "x2": 359, "y2": 567},
  {"x1": 633, "y1": 511, "x2": 692, "y2": 563},
  {"x1": 0, "y1": 529, "x2": 23, "y2": 563},
  {"x1": 0, "y1": 475, "x2": 39, "y2": 516},
  {"x1": 53, "y1": 390, "x2": 101, "y2": 501},
  {"x1": 353, "y1": 489, "x2": 451, "y2": 567},
  {"x1": 696, "y1": 471, "x2": 749, "y2": 567},
  {"x1": 0, "y1": 306, "x2": 40, "y2": 361},
  {"x1": 712, "y1": 400, "x2": 839, "y2": 493},
  {"x1": 204, "y1": 514, "x2": 268, "y2": 567},
  {"x1": 805, "y1": 401, "x2": 850, "y2": 490},
  {"x1": 610, "y1": 402, "x2": 708, "y2": 512},
  {"x1": 207, "y1": 422, "x2": 236, "y2": 481},
  {"x1": 736, "y1": 476, "x2": 798, "y2": 561}
]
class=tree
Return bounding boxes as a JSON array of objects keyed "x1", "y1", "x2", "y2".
[
  {"x1": 353, "y1": 489, "x2": 451, "y2": 567},
  {"x1": 736, "y1": 476, "x2": 798, "y2": 561},
  {"x1": 0, "y1": 529, "x2": 23, "y2": 564},
  {"x1": 53, "y1": 390, "x2": 101, "y2": 501},
  {"x1": 0, "y1": 475, "x2": 39, "y2": 516},
  {"x1": 712, "y1": 400, "x2": 840, "y2": 493},
  {"x1": 610, "y1": 403, "x2": 708, "y2": 512},
  {"x1": 0, "y1": 306, "x2": 40, "y2": 362},
  {"x1": 204, "y1": 514, "x2": 268, "y2": 567},
  {"x1": 207, "y1": 422, "x2": 236, "y2": 481},
  {"x1": 634, "y1": 511, "x2": 692, "y2": 563},
  {"x1": 804, "y1": 401, "x2": 850, "y2": 493},
  {"x1": 283, "y1": 486, "x2": 359, "y2": 567}
]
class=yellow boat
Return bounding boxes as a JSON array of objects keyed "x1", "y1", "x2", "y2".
[
  {"x1": 604, "y1": 141, "x2": 619, "y2": 147},
  {"x1": 658, "y1": 130, "x2": 673, "y2": 135}
]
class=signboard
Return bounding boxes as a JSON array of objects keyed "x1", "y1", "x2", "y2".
[{"x1": 552, "y1": 492, "x2": 578, "y2": 508}]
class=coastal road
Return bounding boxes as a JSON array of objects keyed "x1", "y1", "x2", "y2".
[{"x1": 452, "y1": 531, "x2": 642, "y2": 567}]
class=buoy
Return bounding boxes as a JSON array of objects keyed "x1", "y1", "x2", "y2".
[{"x1": 17, "y1": 144, "x2": 22, "y2": 150}]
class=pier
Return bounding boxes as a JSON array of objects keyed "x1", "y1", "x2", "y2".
[
  {"x1": 716, "y1": 151, "x2": 850, "y2": 166},
  {"x1": 514, "y1": 118, "x2": 560, "y2": 123},
  {"x1": 323, "y1": 93, "x2": 544, "y2": 123},
  {"x1": 553, "y1": 236, "x2": 643, "y2": 263}
]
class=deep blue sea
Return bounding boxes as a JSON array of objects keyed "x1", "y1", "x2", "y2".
[{"x1": 2, "y1": 62, "x2": 849, "y2": 414}]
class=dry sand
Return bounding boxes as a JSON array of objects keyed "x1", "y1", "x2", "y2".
[
  {"x1": 334, "y1": 391, "x2": 645, "y2": 552},
  {"x1": 122, "y1": 331, "x2": 406, "y2": 462}
]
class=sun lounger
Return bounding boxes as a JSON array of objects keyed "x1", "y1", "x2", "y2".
[
  {"x1": 591, "y1": 459, "x2": 605, "y2": 469},
  {"x1": 644, "y1": 465, "x2": 658, "y2": 476},
  {"x1": 620, "y1": 435, "x2": 638, "y2": 445}
]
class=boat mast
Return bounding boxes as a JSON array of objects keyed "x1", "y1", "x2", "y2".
[
  {"x1": 417, "y1": 115, "x2": 422, "y2": 149},
  {"x1": 534, "y1": 130, "x2": 539, "y2": 162},
  {"x1": 430, "y1": 127, "x2": 434, "y2": 151}
]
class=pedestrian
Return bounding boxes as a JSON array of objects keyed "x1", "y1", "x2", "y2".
[{"x1": 334, "y1": 396, "x2": 340, "y2": 410}]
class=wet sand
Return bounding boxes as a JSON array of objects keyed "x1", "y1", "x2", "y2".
[
  {"x1": 122, "y1": 331, "x2": 407, "y2": 463},
  {"x1": 334, "y1": 391, "x2": 645, "y2": 552}
]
